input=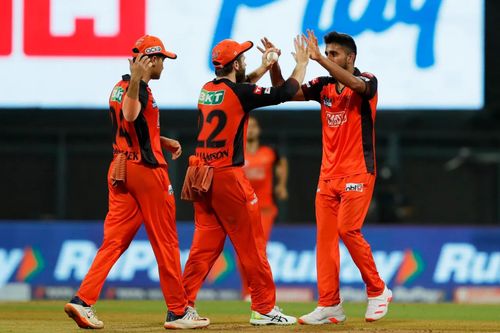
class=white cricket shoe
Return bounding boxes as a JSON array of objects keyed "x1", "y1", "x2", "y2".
[
  {"x1": 186, "y1": 306, "x2": 210, "y2": 322},
  {"x1": 250, "y1": 306, "x2": 297, "y2": 325},
  {"x1": 365, "y1": 286, "x2": 393, "y2": 322},
  {"x1": 298, "y1": 299, "x2": 346, "y2": 325},
  {"x1": 64, "y1": 301, "x2": 104, "y2": 329},
  {"x1": 164, "y1": 307, "x2": 210, "y2": 329}
]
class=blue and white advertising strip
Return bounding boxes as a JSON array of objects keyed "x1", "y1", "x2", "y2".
[
  {"x1": 0, "y1": 0, "x2": 484, "y2": 110},
  {"x1": 0, "y1": 222, "x2": 499, "y2": 302}
]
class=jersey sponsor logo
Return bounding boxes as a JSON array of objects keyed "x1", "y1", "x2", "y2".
[
  {"x1": 326, "y1": 111, "x2": 347, "y2": 127},
  {"x1": 196, "y1": 150, "x2": 229, "y2": 162},
  {"x1": 345, "y1": 183, "x2": 363, "y2": 192},
  {"x1": 253, "y1": 86, "x2": 263, "y2": 95},
  {"x1": 110, "y1": 86, "x2": 125, "y2": 103},
  {"x1": 198, "y1": 89, "x2": 225, "y2": 105},
  {"x1": 144, "y1": 46, "x2": 162, "y2": 55}
]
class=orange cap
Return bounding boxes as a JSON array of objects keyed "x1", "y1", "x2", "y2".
[
  {"x1": 211, "y1": 39, "x2": 253, "y2": 69},
  {"x1": 132, "y1": 35, "x2": 177, "y2": 59}
]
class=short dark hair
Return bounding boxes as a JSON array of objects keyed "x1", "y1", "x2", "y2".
[
  {"x1": 324, "y1": 32, "x2": 357, "y2": 55},
  {"x1": 215, "y1": 54, "x2": 243, "y2": 77}
]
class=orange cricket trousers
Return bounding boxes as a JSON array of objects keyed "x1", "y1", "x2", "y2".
[
  {"x1": 315, "y1": 173, "x2": 385, "y2": 306},
  {"x1": 77, "y1": 160, "x2": 187, "y2": 315},
  {"x1": 182, "y1": 167, "x2": 276, "y2": 314},
  {"x1": 239, "y1": 203, "x2": 277, "y2": 298}
]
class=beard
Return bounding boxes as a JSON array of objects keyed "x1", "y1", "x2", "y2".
[
  {"x1": 340, "y1": 58, "x2": 348, "y2": 70},
  {"x1": 235, "y1": 67, "x2": 246, "y2": 83}
]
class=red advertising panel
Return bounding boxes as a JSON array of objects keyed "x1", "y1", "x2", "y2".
[
  {"x1": 24, "y1": 0, "x2": 145, "y2": 56},
  {"x1": 0, "y1": 0, "x2": 12, "y2": 55}
]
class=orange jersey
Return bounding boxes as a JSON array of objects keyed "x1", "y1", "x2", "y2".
[
  {"x1": 243, "y1": 146, "x2": 278, "y2": 207},
  {"x1": 302, "y1": 69, "x2": 378, "y2": 180},
  {"x1": 108, "y1": 75, "x2": 166, "y2": 166},
  {"x1": 195, "y1": 78, "x2": 298, "y2": 168}
]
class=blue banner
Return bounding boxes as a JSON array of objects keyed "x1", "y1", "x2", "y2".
[{"x1": 1, "y1": 222, "x2": 499, "y2": 301}]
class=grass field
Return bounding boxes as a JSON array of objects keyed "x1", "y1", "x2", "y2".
[{"x1": 0, "y1": 300, "x2": 499, "y2": 333}]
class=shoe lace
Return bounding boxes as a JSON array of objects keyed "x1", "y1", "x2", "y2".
[
  {"x1": 185, "y1": 307, "x2": 209, "y2": 321},
  {"x1": 85, "y1": 306, "x2": 98, "y2": 319},
  {"x1": 267, "y1": 307, "x2": 288, "y2": 322}
]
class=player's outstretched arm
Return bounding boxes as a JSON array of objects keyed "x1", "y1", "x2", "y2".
[
  {"x1": 288, "y1": 35, "x2": 309, "y2": 85},
  {"x1": 307, "y1": 29, "x2": 368, "y2": 96},
  {"x1": 263, "y1": 37, "x2": 307, "y2": 101}
]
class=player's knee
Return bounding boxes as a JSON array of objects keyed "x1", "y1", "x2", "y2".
[
  {"x1": 338, "y1": 227, "x2": 360, "y2": 239},
  {"x1": 101, "y1": 237, "x2": 130, "y2": 252}
]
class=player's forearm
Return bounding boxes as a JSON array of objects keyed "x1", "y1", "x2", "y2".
[
  {"x1": 276, "y1": 158, "x2": 288, "y2": 186},
  {"x1": 289, "y1": 63, "x2": 307, "y2": 86},
  {"x1": 316, "y1": 56, "x2": 365, "y2": 93},
  {"x1": 160, "y1": 136, "x2": 171, "y2": 149},
  {"x1": 123, "y1": 78, "x2": 141, "y2": 122},
  {"x1": 246, "y1": 64, "x2": 269, "y2": 84},
  {"x1": 269, "y1": 62, "x2": 285, "y2": 86}
]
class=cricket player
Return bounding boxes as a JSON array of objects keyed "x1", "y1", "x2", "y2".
[
  {"x1": 239, "y1": 115, "x2": 288, "y2": 299},
  {"x1": 263, "y1": 30, "x2": 392, "y2": 324},
  {"x1": 64, "y1": 35, "x2": 209, "y2": 330},
  {"x1": 244, "y1": 115, "x2": 288, "y2": 241},
  {"x1": 181, "y1": 36, "x2": 309, "y2": 325}
]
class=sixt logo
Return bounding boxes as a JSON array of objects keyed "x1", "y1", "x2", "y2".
[
  {"x1": 0, "y1": 247, "x2": 44, "y2": 287},
  {"x1": 210, "y1": 0, "x2": 443, "y2": 69}
]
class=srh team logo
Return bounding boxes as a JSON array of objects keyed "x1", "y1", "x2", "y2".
[{"x1": 326, "y1": 111, "x2": 347, "y2": 127}]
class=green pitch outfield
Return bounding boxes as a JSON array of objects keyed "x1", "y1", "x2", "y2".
[{"x1": 0, "y1": 300, "x2": 499, "y2": 333}]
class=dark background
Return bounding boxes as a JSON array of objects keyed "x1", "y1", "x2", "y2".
[{"x1": 1, "y1": 1, "x2": 499, "y2": 225}]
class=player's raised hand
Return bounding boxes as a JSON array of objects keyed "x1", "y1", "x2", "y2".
[
  {"x1": 257, "y1": 37, "x2": 281, "y2": 67},
  {"x1": 306, "y1": 29, "x2": 322, "y2": 61},
  {"x1": 292, "y1": 34, "x2": 309, "y2": 65},
  {"x1": 128, "y1": 53, "x2": 152, "y2": 81}
]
